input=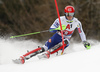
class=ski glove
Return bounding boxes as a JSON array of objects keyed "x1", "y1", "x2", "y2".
[
  {"x1": 83, "y1": 41, "x2": 91, "y2": 49},
  {"x1": 55, "y1": 24, "x2": 66, "y2": 31}
]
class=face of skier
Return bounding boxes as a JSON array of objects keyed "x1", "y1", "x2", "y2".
[
  {"x1": 66, "y1": 16, "x2": 73, "y2": 20},
  {"x1": 64, "y1": 13, "x2": 74, "y2": 20}
]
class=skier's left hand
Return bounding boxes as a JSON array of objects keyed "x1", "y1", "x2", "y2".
[{"x1": 83, "y1": 41, "x2": 91, "y2": 49}]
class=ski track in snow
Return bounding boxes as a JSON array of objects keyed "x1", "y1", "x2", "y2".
[{"x1": 0, "y1": 38, "x2": 100, "y2": 72}]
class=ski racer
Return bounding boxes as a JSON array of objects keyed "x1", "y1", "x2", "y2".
[{"x1": 13, "y1": 6, "x2": 91, "y2": 64}]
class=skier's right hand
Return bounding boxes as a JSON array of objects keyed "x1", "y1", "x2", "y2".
[{"x1": 55, "y1": 25, "x2": 66, "y2": 31}]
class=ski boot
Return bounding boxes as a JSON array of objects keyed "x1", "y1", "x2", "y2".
[
  {"x1": 38, "y1": 51, "x2": 50, "y2": 59},
  {"x1": 38, "y1": 40, "x2": 68, "y2": 59}
]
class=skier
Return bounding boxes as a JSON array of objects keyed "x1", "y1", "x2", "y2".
[{"x1": 13, "y1": 6, "x2": 90, "y2": 64}]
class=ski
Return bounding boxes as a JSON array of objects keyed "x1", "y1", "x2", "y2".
[
  {"x1": 12, "y1": 56, "x2": 25, "y2": 64},
  {"x1": 12, "y1": 47, "x2": 45, "y2": 64},
  {"x1": 12, "y1": 40, "x2": 68, "y2": 64}
]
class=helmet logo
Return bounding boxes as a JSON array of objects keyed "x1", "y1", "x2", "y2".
[{"x1": 68, "y1": 8, "x2": 72, "y2": 12}]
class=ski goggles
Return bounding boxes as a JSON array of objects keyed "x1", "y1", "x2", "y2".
[{"x1": 65, "y1": 13, "x2": 74, "y2": 16}]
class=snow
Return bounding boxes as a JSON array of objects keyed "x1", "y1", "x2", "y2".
[{"x1": 0, "y1": 39, "x2": 100, "y2": 72}]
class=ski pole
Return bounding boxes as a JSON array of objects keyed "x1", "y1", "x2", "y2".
[
  {"x1": 10, "y1": 28, "x2": 59, "y2": 39},
  {"x1": 10, "y1": 30, "x2": 49, "y2": 38},
  {"x1": 10, "y1": 25, "x2": 66, "y2": 38}
]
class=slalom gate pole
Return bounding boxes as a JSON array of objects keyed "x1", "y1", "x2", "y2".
[{"x1": 54, "y1": 0, "x2": 65, "y2": 54}]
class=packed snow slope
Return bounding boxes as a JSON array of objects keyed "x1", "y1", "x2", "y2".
[{"x1": 0, "y1": 38, "x2": 100, "y2": 72}]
